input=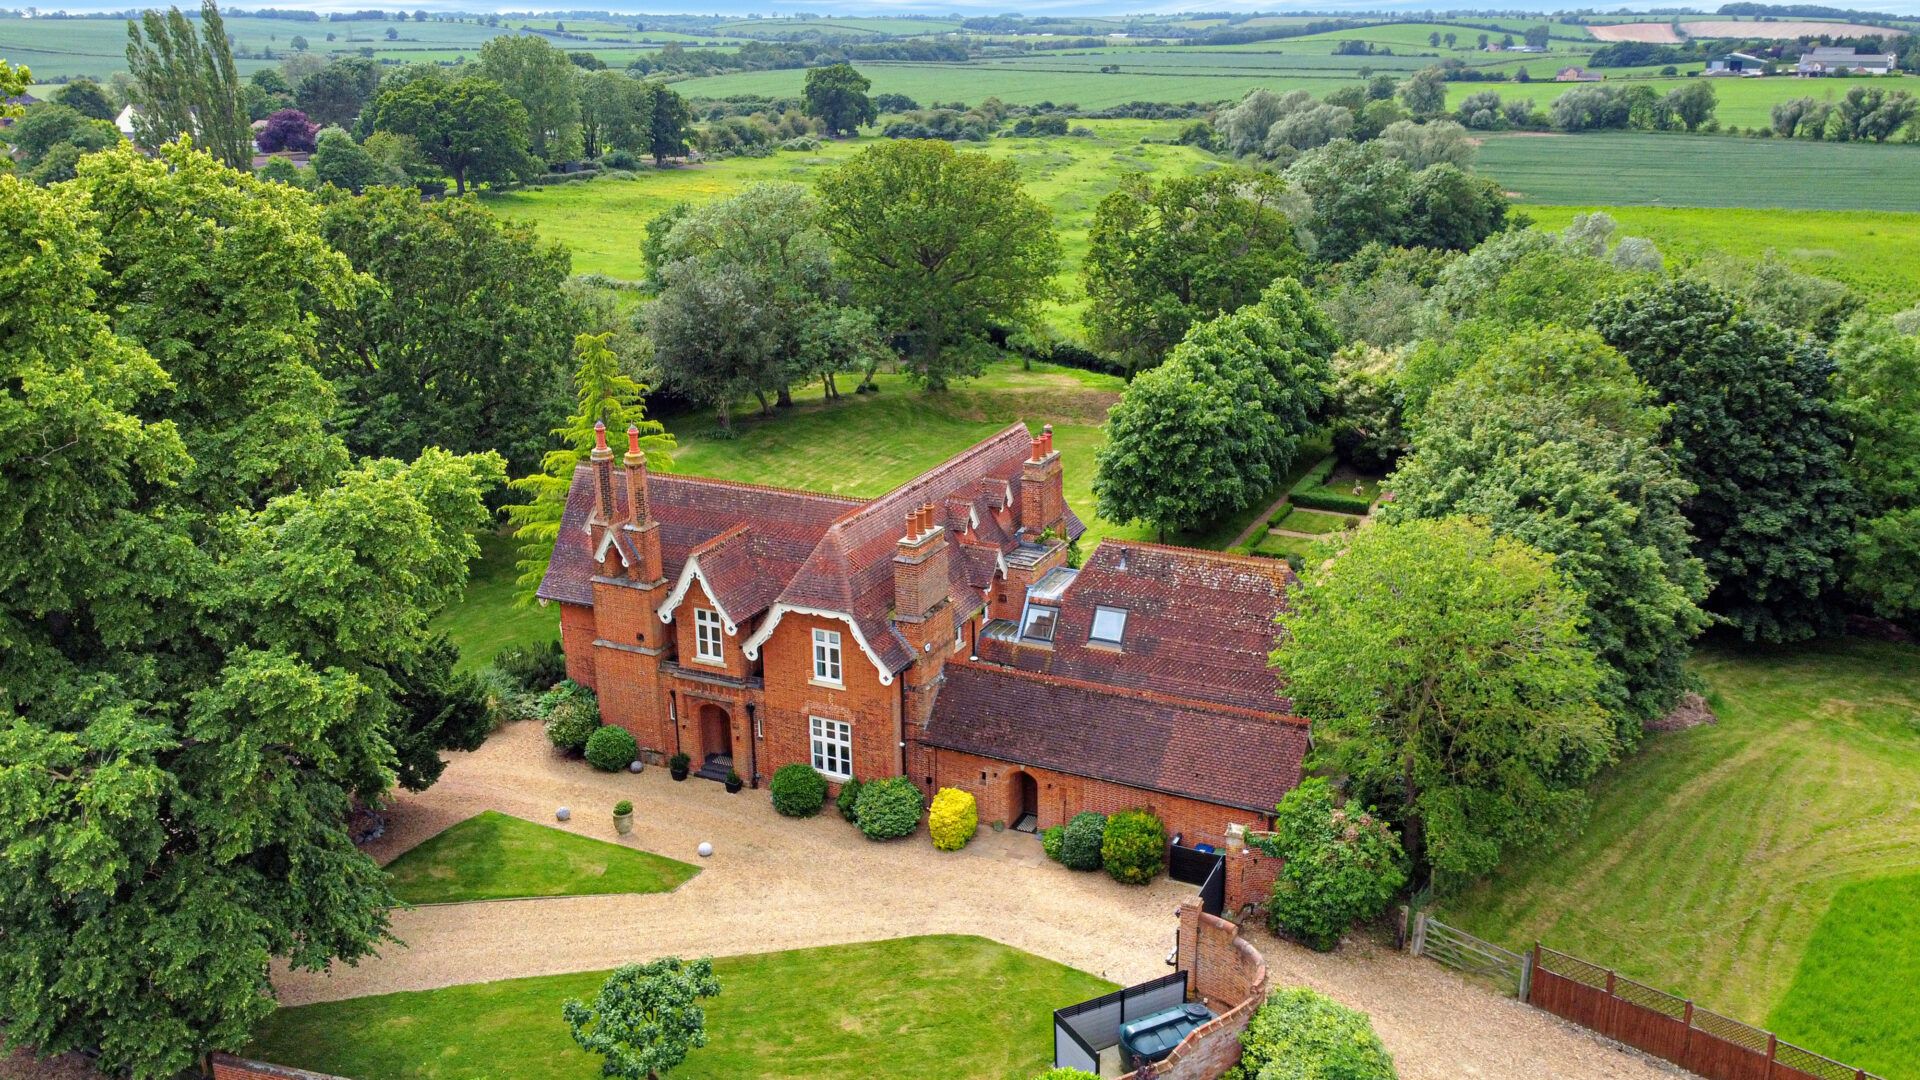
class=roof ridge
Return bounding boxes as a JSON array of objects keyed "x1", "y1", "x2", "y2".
[
  {"x1": 569, "y1": 464, "x2": 868, "y2": 506},
  {"x1": 947, "y1": 657, "x2": 1305, "y2": 727},
  {"x1": 830, "y1": 422, "x2": 1033, "y2": 527},
  {"x1": 685, "y1": 521, "x2": 753, "y2": 559},
  {"x1": 1094, "y1": 537, "x2": 1294, "y2": 569}
]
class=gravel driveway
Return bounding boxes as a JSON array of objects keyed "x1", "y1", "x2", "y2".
[{"x1": 263, "y1": 720, "x2": 1681, "y2": 1080}]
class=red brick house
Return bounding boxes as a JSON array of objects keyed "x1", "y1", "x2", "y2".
[{"x1": 539, "y1": 421, "x2": 1307, "y2": 845}]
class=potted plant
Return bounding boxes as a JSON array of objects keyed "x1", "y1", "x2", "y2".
[
  {"x1": 613, "y1": 800, "x2": 634, "y2": 836},
  {"x1": 669, "y1": 752, "x2": 691, "y2": 782},
  {"x1": 724, "y1": 769, "x2": 744, "y2": 794}
]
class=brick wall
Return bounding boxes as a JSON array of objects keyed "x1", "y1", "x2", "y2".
[
  {"x1": 1123, "y1": 900, "x2": 1270, "y2": 1080},
  {"x1": 1222, "y1": 845, "x2": 1283, "y2": 918},
  {"x1": 759, "y1": 610, "x2": 904, "y2": 784},
  {"x1": 559, "y1": 602, "x2": 597, "y2": 688},
  {"x1": 209, "y1": 1055, "x2": 349, "y2": 1080},
  {"x1": 926, "y1": 747, "x2": 1270, "y2": 848}
]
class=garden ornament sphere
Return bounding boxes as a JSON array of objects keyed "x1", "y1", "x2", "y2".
[
  {"x1": 628, "y1": 760, "x2": 643, "y2": 773},
  {"x1": 555, "y1": 806, "x2": 571, "y2": 822},
  {"x1": 697, "y1": 841, "x2": 714, "y2": 858}
]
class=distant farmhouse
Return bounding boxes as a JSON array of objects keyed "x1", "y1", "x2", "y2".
[
  {"x1": 1556, "y1": 66, "x2": 1604, "y2": 82},
  {"x1": 1797, "y1": 47, "x2": 1899, "y2": 76},
  {"x1": 1706, "y1": 51, "x2": 1767, "y2": 75}
]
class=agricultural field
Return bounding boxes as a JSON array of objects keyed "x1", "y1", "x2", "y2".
[
  {"x1": 1439, "y1": 637, "x2": 1920, "y2": 1080},
  {"x1": 481, "y1": 120, "x2": 1222, "y2": 333},
  {"x1": 1519, "y1": 205, "x2": 1920, "y2": 313},
  {"x1": 1475, "y1": 132, "x2": 1920, "y2": 212},
  {"x1": 247, "y1": 936, "x2": 1113, "y2": 1080},
  {"x1": 1445, "y1": 74, "x2": 1920, "y2": 132}
]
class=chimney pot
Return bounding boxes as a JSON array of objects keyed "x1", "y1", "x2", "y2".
[
  {"x1": 626, "y1": 424, "x2": 641, "y2": 456},
  {"x1": 593, "y1": 421, "x2": 608, "y2": 452}
]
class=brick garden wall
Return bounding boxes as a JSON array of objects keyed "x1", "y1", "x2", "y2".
[
  {"x1": 1123, "y1": 900, "x2": 1270, "y2": 1080},
  {"x1": 1222, "y1": 845, "x2": 1283, "y2": 918},
  {"x1": 209, "y1": 1054, "x2": 349, "y2": 1080}
]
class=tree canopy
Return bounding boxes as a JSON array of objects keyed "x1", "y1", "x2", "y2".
[
  {"x1": 563, "y1": 957, "x2": 722, "y2": 1079},
  {"x1": 803, "y1": 62, "x2": 876, "y2": 136},
  {"x1": 478, "y1": 33, "x2": 581, "y2": 163},
  {"x1": 124, "y1": 0, "x2": 251, "y2": 168},
  {"x1": 815, "y1": 139, "x2": 1058, "y2": 389},
  {"x1": 368, "y1": 70, "x2": 532, "y2": 194}
]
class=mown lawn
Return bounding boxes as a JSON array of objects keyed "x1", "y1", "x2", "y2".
[
  {"x1": 1768, "y1": 873, "x2": 1920, "y2": 1078},
  {"x1": 430, "y1": 529, "x2": 557, "y2": 672},
  {"x1": 247, "y1": 936, "x2": 1114, "y2": 1080},
  {"x1": 383, "y1": 811, "x2": 700, "y2": 904},
  {"x1": 1439, "y1": 637, "x2": 1920, "y2": 1077},
  {"x1": 1271, "y1": 507, "x2": 1358, "y2": 535}
]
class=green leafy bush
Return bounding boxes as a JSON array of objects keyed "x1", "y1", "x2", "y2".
[
  {"x1": 584, "y1": 725, "x2": 638, "y2": 772},
  {"x1": 1060, "y1": 811, "x2": 1106, "y2": 871},
  {"x1": 1033, "y1": 1071, "x2": 1098, "y2": 1080},
  {"x1": 769, "y1": 763, "x2": 828, "y2": 817},
  {"x1": 1292, "y1": 489, "x2": 1375, "y2": 515},
  {"x1": 836, "y1": 777, "x2": 865, "y2": 822},
  {"x1": 1041, "y1": 825, "x2": 1066, "y2": 862},
  {"x1": 541, "y1": 681, "x2": 601, "y2": 752},
  {"x1": 613, "y1": 800, "x2": 632, "y2": 816},
  {"x1": 478, "y1": 666, "x2": 540, "y2": 729},
  {"x1": 854, "y1": 776, "x2": 924, "y2": 840},
  {"x1": 669, "y1": 751, "x2": 691, "y2": 773},
  {"x1": 928, "y1": 788, "x2": 978, "y2": 851},
  {"x1": 1225, "y1": 988, "x2": 1397, "y2": 1080},
  {"x1": 1253, "y1": 778, "x2": 1408, "y2": 951},
  {"x1": 493, "y1": 639, "x2": 568, "y2": 692},
  {"x1": 1101, "y1": 808, "x2": 1167, "y2": 885}
]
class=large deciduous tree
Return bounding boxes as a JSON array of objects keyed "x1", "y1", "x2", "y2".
[
  {"x1": 315, "y1": 185, "x2": 582, "y2": 475},
  {"x1": 368, "y1": 70, "x2": 532, "y2": 194},
  {"x1": 1594, "y1": 278, "x2": 1859, "y2": 643},
  {"x1": 1384, "y1": 326, "x2": 1710, "y2": 743},
  {"x1": 577, "y1": 68, "x2": 649, "y2": 159},
  {"x1": 0, "y1": 147, "x2": 503, "y2": 1080},
  {"x1": 1274, "y1": 517, "x2": 1615, "y2": 881},
  {"x1": 642, "y1": 81, "x2": 693, "y2": 165},
  {"x1": 802, "y1": 62, "x2": 876, "y2": 136},
  {"x1": 1081, "y1": 168, "x2": 1307, "y2": 378},
  {"x1": 1830, "y1": 317, "x2": 1920, "y2": 622},
  {"x1": 815, "y1": 139, "x2": 1059, "y2": 389},
  {"x1": 294, "y1": 56, "x2": 381, "y2": 127},
  {"x1": 124, "y1": 0, "x2": 251, "y2": 168},
  {"x1": 479, "y1": 32, "x2": 581, "y2": 162}
]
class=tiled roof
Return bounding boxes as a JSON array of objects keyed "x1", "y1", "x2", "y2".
[
  {"x1": 536, "y1": 468, "x2": 861, "y2": 607},
  {"x1": 924, "y1": 660, "x2": 1308, "y2": 813},
  {"x1": 977, "y1": 541, "x2": 1295, "y2": 714}
]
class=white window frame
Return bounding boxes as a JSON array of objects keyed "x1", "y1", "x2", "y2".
[
  {"x1": 1089, "y1": 605, "x2": 1128, "y2": 646},
  {"x1": 693, "y1": 607, "x2": 724, "y2": 664},
  {"x1": 1020, "y1": 603, "x2": 1059, "y2": 644},
  {"x1": 812, "y1": 628, "x2": 843, "y2": 686},
  {"x1": 810, "y1": 716, "x2": 852, "y2": 780}
]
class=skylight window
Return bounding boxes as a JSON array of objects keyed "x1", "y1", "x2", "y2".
[
  {"x1": 1020, "y1": 603, "x2": 1058, "y2": 644},
  {"x1": 1090, "y1": 606, "x2": 1128, "y2": 645}
]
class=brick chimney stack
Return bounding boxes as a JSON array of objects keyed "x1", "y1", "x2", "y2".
[
  {"x1": 895, "y1": 499, "x2": 950, "y2": 625},
  {"x1": 621, "y1": 424, "x2": 664, "y2": 585},
  {"x1": 1020, "y1": 422, "x2": 1065, "y2": 539},
  {"x1": 591, "y1": 420, "x2": 615, "y2": 527}
]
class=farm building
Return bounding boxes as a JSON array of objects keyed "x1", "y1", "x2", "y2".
[
  {"x1": 538, "y1": 422, "x2": 1307, "y2": 846},
  {"x1": 1796, "y1": 47, "x2": 1899, "y2": 75},
  {"x1": 1706, "y1": 51, "x2": 1767, "y2": 74},
  {"x1": 1556, "y1": 66, "x2": 1604, "y2": 81}
]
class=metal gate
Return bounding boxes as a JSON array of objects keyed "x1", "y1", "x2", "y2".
[
  {"x1": 1168, "y1": 844, "x2": 1226, "y2": 916},
  {"x1": 1410, "y1": 913, "x2": 1531, "y2": 998}
]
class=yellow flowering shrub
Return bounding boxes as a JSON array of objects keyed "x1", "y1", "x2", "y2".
[{"x1": 928, "y1": 787, "x2": 978, "y2": 851}]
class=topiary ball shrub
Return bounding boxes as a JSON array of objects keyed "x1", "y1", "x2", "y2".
[
  {"x1": 1225, "y1": 988, "x2": 1397, "y2": 1080},
  {"x1": 854, "y1": 776, "x2": 924, "y2": 840},
  {"x1": 584, "y1": 725, "x2": 638, "y2": 772},
  {"x1": 1041, "y1": 825, "x2": 1066, "y2": 863},
  {"x1": 928, "y1": 788, "x2": 978, "y2": 851},
  {"x1": 769, "y1": 763, "x2": 828, "y2": 817},
  {"x1": 542, "y1": 681, "x2": 601, "y2": 753},
  {"x1": 835, "y1": 777, "x2": 865, "y2": 822},
  {"x1": 1060, "y1": 811, "x2": 1106, "y2": 871},
  {"x1": 1101, "y1": 808, "x2": 1167, "y2": 885}
]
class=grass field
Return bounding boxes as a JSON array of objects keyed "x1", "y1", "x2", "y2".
[
  {"x1": 384, "y1": 811, "x2": 700, "y2": 905},
  {"x1": 1445, "y1": 73, "x2": 1920, "y2": 132},
  {"x1": 431, "y1": 529, "x2": 557, "y2": 672},
  {"x1": 481, "y1": 120, "x2": 1221, "y2": 334},
  {"x1": 247, "y1": 935, "x2": 1114, "y2": 1080},
  {"x1": 1272, "y1": 507, "x2": 1358, "y2": 534},
  {"x1": 1767, "y1": 873, "x2": 1920, "y2": 1077},
  {"x1": 1477, "y1": 132, "x2": 1920, "y2": 212},
  {"x1": 1438, "y1": 637, "x2": 1920, "y2": 1078},
  {"x1": 1520, "y1": 205, "x2": 1920, "y2": 313}
]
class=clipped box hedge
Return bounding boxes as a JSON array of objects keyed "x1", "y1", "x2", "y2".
[{"x1": 1291, "y1": 489, "x2": 1375, "y2": 515}]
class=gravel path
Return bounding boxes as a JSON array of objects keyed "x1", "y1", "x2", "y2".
[{"x1": 265, "y1": 721, "x2": 1681, "y2": 1080}]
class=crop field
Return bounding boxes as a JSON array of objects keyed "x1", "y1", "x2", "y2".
[
  {"x1": 1521, "y1": 205, "x2": 1920, "y2": 313},
  {"x1": 482, "y1": 120, "x2": 1220, "y2": 334},
  {"x1": 672, "y1": 62, "x2": 1342, "y2": 109},
  {"x1": 1439, "y1": 638, "x2": 1920, "y2": 1080},
  {"x1": 1475, "y1": 132, "x2": 1920, "y2": 212},
  {"x1": 1446, "y1": 74, "x2": 1920, "y2": 132}
]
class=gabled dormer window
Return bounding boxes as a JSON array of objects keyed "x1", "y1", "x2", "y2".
[
  {"x1": 1089, "y1": 606, "x2": 1128, "y2": 646},
  {"x1": 1020, "y1": 603, "x2": 1058, "y2": 644},
  {"x1": 694, "y1": 608, "x2": 724, "y2": 663}
]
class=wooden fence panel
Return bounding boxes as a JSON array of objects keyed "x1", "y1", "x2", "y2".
[{"x1": 1529, "y1": 967, "x2": 1610, "y2": 1031}]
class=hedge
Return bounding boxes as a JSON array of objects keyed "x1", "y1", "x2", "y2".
[
  {"x1": 1292, "y1": 489, "x2": 1375, "y2": 515},
  {"x1": 854, "y1": 776, "x2": 924, "y2": 840},
  {"x1": 928, "y1": 788, "x2": 979, "y2": 851},
  {"x1": 1060, "y1": 811, "x2": 1106, "y2": 871},
  {"x1": 835, "y1": 777, "x2": 864, "y2": 823},
  {"x1": 1225, "y1": 989, "x2": 1398, "y2": 1080},
  {"x1": 769, "y1": 763, "x2": 828, "y2": 817},
  {"x1": 1101, "y1": 808, "x2": 1167, "y2": 885},
  {"x1": 583, "y1": 725, "x2": 638, "y2": 772}
]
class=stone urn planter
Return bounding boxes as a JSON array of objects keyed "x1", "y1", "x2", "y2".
[
  {"x1": 669, "y1": 752, "x2": 691, "y2": 782},
  {"x1": 725, "y1": 769, "x2": 744, "y2": 794},
  {"x1": 613, "y1": 800, "x2": 633, "y2": 836}
]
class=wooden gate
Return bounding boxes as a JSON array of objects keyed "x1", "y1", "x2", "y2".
[{"x1": 1410, "y1": 914, "x2": 1530, "y2": 999}]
